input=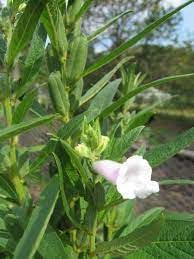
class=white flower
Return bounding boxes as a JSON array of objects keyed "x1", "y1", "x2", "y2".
[{"x1": 93, "y1": 155, "x2": 159, "y2": 199}]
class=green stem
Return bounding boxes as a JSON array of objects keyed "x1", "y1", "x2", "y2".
[
  {"x1": 89, "y1": 213, "x2": 97, "y2": 258},
  {"x1": 4, "y1": 72, "x2": 25, "y2": 204}
]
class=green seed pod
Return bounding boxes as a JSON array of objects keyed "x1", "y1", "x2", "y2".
[
  {"x1": 48, "y1": 72, "x2": 70, "y2": 120},
  {"x1": 56, "y1": 10, "x2": 68, "y2": 58},
  {"x1": 66, "y1": 35, "x2": 88, "y2": 83},
  {"x1": 69, "y1": 78, "x2": 83, "y2": 112},
  {"x1": 55, "y1": 72, "x2": 70, "y2": 113}
]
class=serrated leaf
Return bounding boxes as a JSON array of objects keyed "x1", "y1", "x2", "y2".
[
  {"x1": 104, "y1": 126, "x2": 144, "y2": 160},
  {"x1": 122, "y1": 207, "x2": 164, "y2": 237},
  {"x1": 15, "y1": 24, "x2": 47, "y2": 98},
  {"x1": 0, "y1": 114, "x2": 56, "y2": 143},
  {"x1": 13, "y1": 176, "x2": 59, "y2": 259},
  {"x1": 144, "y1": 127, "x2": 194, "y2": 167},
  {"x1": 6, "y1": 0, "x2": 47, "y2": 66},
  {"x1": 126, "y1": 219, "x2": 194, "y2": 259},
  {"x1": 83, "y1": 1, "x2": 193, "y2": 76},
  {"x1": 95, "y1": 216, "x2": 163, "y2": 256}
]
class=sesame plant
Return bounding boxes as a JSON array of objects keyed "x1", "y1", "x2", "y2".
[{"x1": 1, "y1": 0, "x2": 194, "y2": 258}]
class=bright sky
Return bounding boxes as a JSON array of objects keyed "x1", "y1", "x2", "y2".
[{"x1": 0, "y1": 0, "x2": 193, "y2": 41}]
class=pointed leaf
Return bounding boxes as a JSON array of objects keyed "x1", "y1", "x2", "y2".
[
  {"x1": 39, "y1": 226, "x2": 75, "y2": 258},
  {"x1": 101, "y1": 73, "x2": 194, "y2": 118},
  {"x1": 95, "y1": 216, "x2": 164, "y2": 256},
  {"x1": 0, "y1": 114, "x2": 56, "y2": 143},
  {"x1": 145, "y1": 127, "x2": 194, "y2": 167},
  {"x1": 83, "y1": 0, "x2": 193, "y2": 76},
  {"x1": 52, "y1": 152, "x2": 81, "y2": 228},
  {"x1": 86, "y1": 79, "x2": 121, "y2": 121},
  {"x1": 13, "y1": 176, "x2": 59, "y2": 259},
  {"x1": 88, "y1": 9, "x2": 132, "y2": 42},
  {"x1": 160, "y1": 179, "x2": 194, "y2": 186},
  {"x1": 105, "y1": 126, "x2": 144, "y2": 160},
  {"x1": 13, "y1": 89, "x2": 37, "y2": 124},
  {"x1": 6, "y1": 0, "x2": 47, "y2": 66},
  {"x1": 126, "y1": 219, "x2": 194, "y2": 259},
  {"x1": 75, "y1": 0, "x2": 93, "y2": 22},
  {"x1": 15, "y1": 24, "x2": 47, "y2": 98},
  {"x1": 80, "y1": 57, "x2": 130, "y2": 106}
]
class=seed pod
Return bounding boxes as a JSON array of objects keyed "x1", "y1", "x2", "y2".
[
  {"x1": 56, "y1": 10, "x2": 68, "y2": 57},
  {"x1": 69, "y1": 79, "x2": 83, "y2": 112},
  {"x1": 55, "y1": 72, "x2": 70, "y2": 113},
  {"x1": 48, "y1": 72, "x2": 69, "y2": 120},
  {"x1": 66, "y1": 35, "x2": 88, "y2": 83}
]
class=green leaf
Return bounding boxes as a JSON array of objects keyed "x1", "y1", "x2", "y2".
[
  {"x1": 0, "y1": 33, "x2": 6, "y2": 64},
  {"x1": 30, "y1": 77, "x2": 120, "y2": 174},
  {"x1": 126, "y1": 106, "x2": 155, "y2": 131},
  {"x1": 29, "y1": 141, "x2": 56, "y2": 176},
  {"x1": 42, "y1": 2, "x2": 58, "y2": 48},
  {"x1": 83, "y1": 0, "x2": 193, "y2": 76},
  {"x1": 6, "y1": 0, "x2": 47, "y2": 66},
  {"x1": 58, "y1": 114, "x2": 84, "y2": 139},
  {"x1": 79, "y1": 57, "x2": 130, "y2": 106},
  {"x1": 86, "y1": 79, "x2": 121, "y2": 121},
  {"x1": 0, "y1": 176, "x2": 17, "y2": 200},
  {"x1": 126, "y1": 219, "x2": 194, "y2": 259},
  {"x1": 0, "y1": 114, "x2": 56, "y2": 143},
  {"x1": 144, "y1": 127, "x2": 194, "y2": 167},
  {"x1": 101, "y1": 73, "x2": 194, "y2": 118},
  {"x1": 39, "y1": 226, "x2": 75, "y2": 258},
  {"x1": 88, "y1": 9, "x2": 132, "y2": 42},
  {"x1": 52, "y1": 152, "x2": 81, "y2": 228},
  {"x1": 75, "y1": 0, "x2": 93, "y2": 22},
  {"x1": 13, "y1": 89, "x2": 37, "y2": 124},
  {"x1": 59, "y1": 139, "x2": 89, "y2": 185},
  {"x1": 15, "y1": 24, "x2": 47, "y2": 98},
  {"x1": 93, "y1": 182, "x2": 105, "y2": 210},
  {"x1": 13, "y1": 176, "x2": 59, "y2": 259},
  {"x1": 95, "y1": 216, "x2": 164, "y2": 256},
  {"x1": 104, "y1": 126, "x2": 144, "y2": 160},
  {"x1": 122, "y1": 207, "x2": 165, "y2": 237},
  {"x1": 160, "y1": 179, "x2": 194, "y2": 186}
]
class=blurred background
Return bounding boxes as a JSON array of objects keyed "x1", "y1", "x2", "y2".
[{"x1": 0, "y1": 0, "x2": 194, "y2": 212}]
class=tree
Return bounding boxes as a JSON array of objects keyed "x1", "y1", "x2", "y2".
[{"x1": 83, "y1": 0, "x2": 182, "y2": 52}]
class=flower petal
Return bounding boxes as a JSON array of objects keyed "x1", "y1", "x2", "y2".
[
  {"x1": 116, "y1": 181, "x2": 136, "y2": 199},
  {"x1": 93, "y1": 160, "x2": 121, "y2": 184}
]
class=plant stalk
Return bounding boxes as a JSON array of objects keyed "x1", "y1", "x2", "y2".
[
  {"x1": 89, "y1": 213, "x2": 97, "y2": 258},
  {"x1": 4, "y1": 72, "x2": 25, "y2": 204}
]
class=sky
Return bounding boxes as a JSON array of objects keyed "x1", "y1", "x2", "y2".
[
  {"x1": 0, "y1": 0, "x2": 193, "y2": 41},
  {"x1": 169, "y1": 0, "x2": 194, "y2": 40}
]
